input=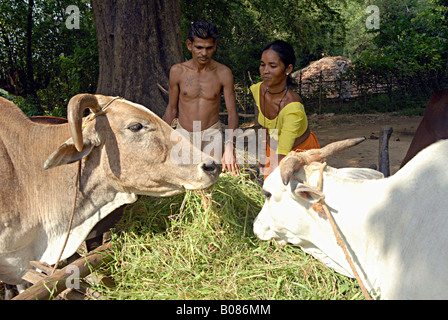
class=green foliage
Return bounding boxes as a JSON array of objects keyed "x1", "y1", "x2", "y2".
[
  {"x1": 181, "y1": 0, "x2": 347, "y2": 81},
  {"x1": 0, "y1": 0, "x2": 97, "y2": 116},
  {"x1": 181, "y1": 0, "x2": 349, "y2": 114},
  {"x1": 1, "y1": 0, "x2": 447, "y2": 116},
  {"x1": 349, "y1": 0, "x2": 448, "y2": 92},
  {"x1": 0, "y1": 88, "x2": 41, "y2": 116}
]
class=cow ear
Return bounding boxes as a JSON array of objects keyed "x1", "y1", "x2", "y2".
[
  {"x1": 43, "y1": 139, "x2": 95, "y2": 170},
  {"x1": 292, "y1": 183, "x2": 325, "y2": 203}
]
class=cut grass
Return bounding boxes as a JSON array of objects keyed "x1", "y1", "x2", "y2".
[{"x1": 95, "y1": 173, "x2": 363, "y2": 300}]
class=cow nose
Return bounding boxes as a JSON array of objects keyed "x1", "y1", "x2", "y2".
[{"x1": 200, "y1": 158, "x2": 218, "y2": 176}]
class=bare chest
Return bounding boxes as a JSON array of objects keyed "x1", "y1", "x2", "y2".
[{"x1": 180, "y1": 72, "x2": 222, "y2": 101}]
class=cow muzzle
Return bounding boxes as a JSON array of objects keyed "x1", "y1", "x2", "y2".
[
  {"x1": 180, "y1": 157, "x2": 218, "y2": 191},
  {"x1": 199, "y1": 157, "x2": 218, "y2": 177}
]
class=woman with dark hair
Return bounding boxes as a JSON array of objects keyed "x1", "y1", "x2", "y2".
[{"x1": 250, "y1": 40, "x2": 320, "y2": 180}]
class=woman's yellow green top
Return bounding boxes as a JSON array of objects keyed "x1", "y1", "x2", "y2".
[{"x1": 250, "y1": 82, "x2": 308, "y2": 155}]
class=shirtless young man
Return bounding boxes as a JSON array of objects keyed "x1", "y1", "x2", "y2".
[{"x1": 163, "y1": 20, "x2": 239, "y2": 175}]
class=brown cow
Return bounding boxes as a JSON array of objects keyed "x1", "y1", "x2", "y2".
[
  {"x1": 0, "y1": 94, "x2": 218, "y2": 290},
  {"x1": 401, "y1": 89, "x2": 448, "y2": 168},
  {"x1": 29, "y1": 116, "x2": 120, "y2": 250}
]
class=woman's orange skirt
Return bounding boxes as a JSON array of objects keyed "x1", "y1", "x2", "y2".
[{"x1": 263, "y1": 131, "x2": 320, "y2": 180}]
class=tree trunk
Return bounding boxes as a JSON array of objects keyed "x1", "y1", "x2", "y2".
[{"x1": 91, "y1": 0, "x2": 183, "y2": 117}]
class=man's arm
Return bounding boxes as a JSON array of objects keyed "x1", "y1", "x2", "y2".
[
  {"x1": 221, "y1": 67, "x2": 240, "y2": 175},
  {"x1": 163, "y1": 65, "x2": 181, "y2": 126},
  {"x1": 222, "y1": 68, "x2": 239, "y2": 134}
]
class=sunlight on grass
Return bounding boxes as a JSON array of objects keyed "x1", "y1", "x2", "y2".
[{"x1": 96, "y1": 173, "x2": 362, "y2": 300}]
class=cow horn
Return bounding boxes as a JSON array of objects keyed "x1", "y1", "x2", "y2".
[
  {"x1": 279, "y1": 137, "x2": 366, "y2": 185},
  {"x1": 280, "y1": 153, "x2": 306, "y2": 185},
  {"x1": 67, "y1": 94, "x2": 101, "y2": 152},
  {"x1": 315, "y1": 137, "x2": 366, "y2": 160}
]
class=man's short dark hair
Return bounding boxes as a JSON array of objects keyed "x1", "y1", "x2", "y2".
[{"x1": 187, "y1": 20, "x2": 219, "y2": 43}]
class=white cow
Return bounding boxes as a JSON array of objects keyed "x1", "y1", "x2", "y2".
[{"x1": 254, "y1": 138, "x2": 448, "y2": 299}]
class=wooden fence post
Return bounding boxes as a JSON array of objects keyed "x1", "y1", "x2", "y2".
[
  {"x1": 378, "y1": 126, "x2": 393, "y2": 177},
  {"x1": 318, "y1": 70, "x2": 323, "y2": 114}
]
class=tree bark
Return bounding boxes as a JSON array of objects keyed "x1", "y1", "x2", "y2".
[{"x1": 91, "y1": 0, "x2": 183, "y2": 117}]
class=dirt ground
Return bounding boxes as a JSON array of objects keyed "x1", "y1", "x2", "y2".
[{"x1": 310, "y1": 113, "x2": 423, "y2": 175}]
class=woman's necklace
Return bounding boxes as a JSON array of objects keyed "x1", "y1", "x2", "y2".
[
  {"x1": 262, "y1": 86, "x2": 288, "y2": 162},
  {"x1": 266, "y1": 86, "x2": 287, "y2": 95},
  {"x1": 263, "y1": 86, "x2": 289, "y2": 130}
]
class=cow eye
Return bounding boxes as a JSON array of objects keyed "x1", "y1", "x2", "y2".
[
  {"x1": 128, "y1": 123, "x2": 144, "y2": 132},
  {"x1": 262, "y1": 189, "x2": 272, "y2": 199}
]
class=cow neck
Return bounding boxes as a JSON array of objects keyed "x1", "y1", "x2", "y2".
[
  {"x1": 52, "y1": 160, "x2": 81, "y2": 274},
  {"x1": 305, "y1": 162, "x2": 373, "y2": 300},
  {"x1": 52, "y1": 96, "x2": 123, "y2": 273}
]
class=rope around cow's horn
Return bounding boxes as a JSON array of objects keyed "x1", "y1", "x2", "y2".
[{"x1": 314, "y1": 162, "x2": 373, "y2": 300}]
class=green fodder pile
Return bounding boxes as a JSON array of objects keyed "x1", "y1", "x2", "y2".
[{"x1": 96, "y1": 174, "x2": 363, "y2": 300}]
